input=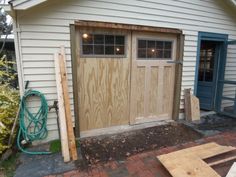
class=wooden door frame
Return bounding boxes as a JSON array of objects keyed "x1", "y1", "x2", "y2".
[{"x1": 70, "y1": 21, "x2": 183, "y2": 137}]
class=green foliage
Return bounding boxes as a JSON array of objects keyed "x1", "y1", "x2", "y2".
[
  {"x1": 49, "y1": 140, "x2": 61, "y2": 153},
  {"x1": 0, "y1": 56, "x2": 19, "y2": 155},
  {"x1": 0, "y1": 153, "x2": 19, "y2": 177},
  {"x1": 0, "y1": 56, "x2": 17, "y2": 85}
]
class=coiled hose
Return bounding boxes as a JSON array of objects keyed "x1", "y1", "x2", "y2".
[{"x1": 17, "y1": 90, "x2": 51, "y2": 155}]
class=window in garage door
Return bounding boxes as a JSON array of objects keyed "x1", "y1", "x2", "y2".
[{"x1": 76, "y1": 28, "x2": 178, "y2": 131}]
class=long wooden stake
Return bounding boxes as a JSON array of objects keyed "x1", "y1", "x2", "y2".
[
  {"x1": 59, "y1": 46, "x2": 78, "y2": 161},
  {"x1": 54, "y1": 52, "x2": 70, "y2": 162}
]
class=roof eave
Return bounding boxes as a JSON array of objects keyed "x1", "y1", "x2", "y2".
[{"x1": 9, "y1": 0, "x2": 47, "y2": 10}]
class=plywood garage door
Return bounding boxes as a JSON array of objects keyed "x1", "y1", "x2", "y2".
[
  {"x1": 130, "y1": 32, "x2": 177, "y2": 124},
  {"x1": 77, "y1": 28, "x2": 131, "y2": 131},
  {"x1": 77, "y1": 28, "x2": 177, "y2": 131}
]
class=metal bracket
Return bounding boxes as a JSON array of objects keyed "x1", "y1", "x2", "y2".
[{"x1": 167, "y1": 60, "x2": 183, "y2": 65}]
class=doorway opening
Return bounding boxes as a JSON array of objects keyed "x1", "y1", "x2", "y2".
[
  {"x1": 195, "y1": 32, "x2": 228, "y2": 112},
  {"x1": 196, "y1": 40, "x2": 220, "y2": 110}
]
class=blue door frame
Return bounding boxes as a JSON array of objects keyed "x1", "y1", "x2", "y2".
[
  {"x1": 216, "y1": 40, "x2": 236, "y2": 117},
  {"x1": 194, "y1": 32, "x2": 228, "y2": 111}
]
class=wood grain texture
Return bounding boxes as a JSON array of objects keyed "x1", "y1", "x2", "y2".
[
  {"x1": 77, "y1": 29, "x2": 131, "y2": 131},
  {"x1": 70, "y1": 24, "x2": 80, "y2": 137},
  {"x1": 75, "y1": 20, "x2": 182, "y2": 34},
  {"x1": 184, "y1": 89, "x2": 200, "y2": 122},
  {"x1": 59, "y1": 46, "x2": 78, "y2": 161},
  {"x1": 130, "y1": 32, "x2": 177, "y2": 123},
  {"x1": 54, "y1": 52, "x2": 70, "y2": 162},
  {"x1": 172, "y1": 34, "x2": 184, "y2": 120},
  {"x1": 158, "y1": 143, "x2": 236, "y2": 177},
  {"x1": 148, "y1": 67, "x2": 159, "y2": 116}
]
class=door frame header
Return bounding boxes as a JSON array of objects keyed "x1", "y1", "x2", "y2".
[{"x1": 75, "y1": 20, "x2": 182, "y2": 34}]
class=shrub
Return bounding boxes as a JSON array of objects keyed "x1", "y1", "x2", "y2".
[{"x1": 0, "y1": 56, "x2": 19, "y2": 155}]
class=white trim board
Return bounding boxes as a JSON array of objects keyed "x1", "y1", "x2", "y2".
[{"x1": 226, "y1": 162, "x2": 236, "y2": 177}]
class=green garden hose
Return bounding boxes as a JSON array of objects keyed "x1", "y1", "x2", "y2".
[{"x1": 17, "y1": 90, "x2": 51, "y2": 155}]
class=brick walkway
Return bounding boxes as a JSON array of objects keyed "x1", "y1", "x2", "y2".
[{"x1": 46, "y1": 131, "x2": 236, "y2": 177}]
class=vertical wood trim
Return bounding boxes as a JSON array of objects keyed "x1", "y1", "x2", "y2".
[
  {"x1": 172, "y1": 34, "x2": 184, "y2": 120},
  {"x1": 129, "y1": 33, "x2": 137, "y2": 124},
  {"x1": 59, "y1": 46, "x2": 78, "y2": 161},
  {"x1": 70, "y1": 24, "x2": 80, "y2": 137},
  {"x1": 54, "y1": 52, "x2": 70, "y2": 162},
  {"x1": 157, "y1": 66, "x2": 164, "y2": 114},
  {"x1": 144, "y1": 65, "x2": 151, "y2": 117}
]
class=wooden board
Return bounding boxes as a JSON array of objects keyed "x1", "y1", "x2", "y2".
[
  {"x1": 226, "y1": 162, "x2": 236, "y2": 177},
  {"x1": 184, "y1": 89, "x2": 200, "y2": 121},
  {"x1": 190, "y1": 95, "x2": 200, "y2": 121},
  {"x1": 75, "y1": 20, "x2": 182, "y2": 34},
  {"x1": 54, "y1": 52, "x2": 70, "y2": 162},
  {"x1": 172, "y1": 34, "x2": 184, "y2": 121},
  {"x1": 160, "y1": 156, "x2": 220, "y2": 177},
  {"x1": 184, "y1": 89, "x2": 191, "y2": 120},
  {"x1": 157, "y1": 142, "x2": 236, "y2": 177},
  {"x1": 77, "y1": 29, "x2": 131, "y2": 131},
  {"x1": 130, "y1": 32, "x2": 177, "y2": 124},
  {"x1": 59, "y1": 46, "x2": 78, "y2": 161}
]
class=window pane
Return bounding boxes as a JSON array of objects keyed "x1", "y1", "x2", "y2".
[
  {"x1": 94, "y1": 45, "x2": 104, "y2": 55},
  {"x1": 205, "y1": 70, "x2": 213, "y2": 81},
  {"x1": 198, "y1": 69, "x2": 204, "y2": 81},
  {"x1": 94, "y1": 35, "x2": 104, "y2": 44},
  {"x1": 164, "y1": 50, "x2": 171, "y2": 58},
  {"x1": 164, "y1": 42, "x2": 172, "y2": 50},
  {"x1": 115, "y1": 45, "x2": 124, "y2": 55},
  {"x1": 147, "y1": 41, "x2": 155, "y2": 48},
  {"x1": 105, "y1": 46, "x2": 114, "y2": 55},
  {"x1": 138, "y1": 49, "x2": 146, "y2": 58},
  {"x1": 156, "y1": 50, "x2": 163, "y2": 58},
  {"x1": 138, "y1": 40, "x2": 146, "y2": 48},
  {"x1": 83, "y1": 45, "x2": 93, "y2": 54},
  {"x1": 147, "y1": 48, "x2": 156, "y2": 58},
  {"x1": 156, "y1": 41, "x2": 164, "y2": 50},
  {"x1": 82, "y1": 34, "x2": 93, "y2": 44},
  {"x1": 105, "y1": 35, "x2": 114, "y2": 44},
  {"x1": 115, "y1": 36, "x2": 125, "y2": 45}
]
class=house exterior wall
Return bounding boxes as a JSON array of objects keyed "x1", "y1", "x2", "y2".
[{"x1": 15, "y1": 0, "x2": 236, "y2": 141}]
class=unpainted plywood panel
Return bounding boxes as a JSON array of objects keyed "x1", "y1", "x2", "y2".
[
  {"x1": 77, "y1": 28, "x2": 131, "y2": 131},
  {"x1": 148, "y1": 66, "x2": 159, "y2": 116},
  {"x1": 163, "y1": 66, "x2": 175, "y2": 115},
  {"x1": 130, "y1": 32, "x2": 177, "y2": 123},
  {"x1": 135, "y1": 66, "x2": 146, "y2": 118},
  {"x1": 158, "y1": 143, "x2": 236, "y2": 177},
  {"x1": 78, "y1": 58, "x2": 130, "y2": 131}
]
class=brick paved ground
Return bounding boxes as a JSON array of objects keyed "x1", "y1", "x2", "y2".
[{"x1": 46, "y1": 131, "x2": 236, "y2": 177}]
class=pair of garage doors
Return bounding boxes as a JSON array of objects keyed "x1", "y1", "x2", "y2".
[{"x1": 76, "y1": 28, "x2": 178, "y2": 131}]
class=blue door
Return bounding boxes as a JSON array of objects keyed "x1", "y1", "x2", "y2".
[{"x1": 197, "y1": 41, "x2": 219, "y2": 110}]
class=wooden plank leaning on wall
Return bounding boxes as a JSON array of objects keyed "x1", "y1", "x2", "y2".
[
  {"x1": 59, "y1": 46, "x2": 78, "y2": 161},
  {"x1": 54, "y1": 52, "x2": 70, "y2": 162}
]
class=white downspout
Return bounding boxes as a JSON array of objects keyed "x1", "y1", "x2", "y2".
[{"x1": 11, "y1": 7, "x2": 24, "y2": 96}]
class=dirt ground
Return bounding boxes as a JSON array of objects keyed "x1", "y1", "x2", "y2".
[{"x1": 80, "y1": 123, "x2": 202, "y2": 165}]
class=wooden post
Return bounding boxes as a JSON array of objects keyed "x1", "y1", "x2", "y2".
[
  {"x1": 59, "y1": 46, "x2": 78, "y2": 161},
  {"x1": 70, "y1": 24, "x2": 80, "y2": 138},
  {"x1": 54, "y1": 52, "x2": 70, "y2": 162},
  {"x1": 172, "y1": 34, "x2": 184, "y2": 120}
]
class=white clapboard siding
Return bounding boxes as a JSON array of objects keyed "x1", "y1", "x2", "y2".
[{"x1": 16, "y1": 0, "x2": 236, "y2": 141}]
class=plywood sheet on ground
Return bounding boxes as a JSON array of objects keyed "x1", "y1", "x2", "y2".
[{"x1": 157, "y1": 142, "x2": 236, "y2": 177}]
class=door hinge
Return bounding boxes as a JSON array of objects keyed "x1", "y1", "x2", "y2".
[{"x1": 167, "y1": 60, "x2": 183, "y2": 65}]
